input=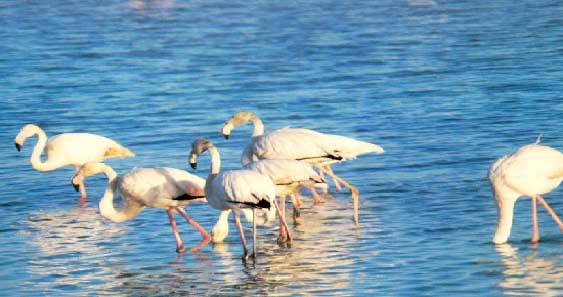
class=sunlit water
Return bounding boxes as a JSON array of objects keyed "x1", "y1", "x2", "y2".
[{"x1": 1, "y1": 0, "x2": 563, "y2": 295}]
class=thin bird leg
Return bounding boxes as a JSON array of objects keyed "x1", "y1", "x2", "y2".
[
  {"x1": 233, "y1": 209, "x2": 249, "y2": 260},
  {"x1": 324, "y1": 165, "x2": 342, "y2": 192},
  {"x1": 174, "y1": 207, "x2": 211, "y2": 241},
  {"x1": 74, "y1": 165, "x2": 87, "y2": 201},
  {"x1": 293, "y1": 191, "x2": 303, "y2": 208},
  {"x1": 531, "y1": 196, "x2": 539, "y2": 243},
  {"x1": 317, "y1": 166, "x2": 360, "y2": 226},
  {"x1": 308, "y1": 185, "x2": 322, "y2": 205},
  {"x1": 273, "y1": 198, "x2": 292, "y2": 245},
  {"x1": 537, "y1": 196, "x2": 563, "y2": 233},
  {"x1": 167, "y1": 208, "x2": 185, "y2": 253},
  {"x1": 253, "y1": 208, "x2": 257, "y2": 259},
  {"x1": 290, "y1": 194, "x2": 301, "y2": 225},
  {"x1": 277, "y1": 195, "x2": 287, "y2": 243}
]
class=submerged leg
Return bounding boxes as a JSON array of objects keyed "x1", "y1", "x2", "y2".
[
  {"x1": 324, "y1": 165, "x2": 342, "y2": 192},
  {"x1": 277, "y1": 195, "x2": 287, "y2": 243},
  {"x1": 167, "y1": 208, "x2": 185, "y2": 253},
  {"x1": 273, "y1": 199, "x2": 292, "y2": 245},
  {"x1": 290, "y1": 194, "x2": 301, "y2": 225},
  {"x1": 174, "y1": 207, "x2": 210, "y2": 252},
  {"x1": 317, "y1": 166, "x2": 360, "y2": 226},
  {"x1": 537, "y1": 196, "x2": 563, "y2": 232},
  {"x1": 531, "y1": 196, "x2": 539, "y2": 243},
  {"x1": 233, "y1": 209, "x2": 249, "y2": 260}
]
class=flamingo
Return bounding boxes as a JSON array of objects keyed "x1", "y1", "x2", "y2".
[
  {"x1": 188, "y1": 138, "x2": 290, "y2": 261},
  {"x1": 244, "y1": 159, "x2": 327, "y2": 242},
  {"x1": 490, "y1": 144, "x2": 563, "y2": 244},
  {"x1": 220, "y1": 111, "x2": 384, "y2": 225},
  {"x1": 71, "y1": 162, "x2": 210, "y2": 253},
  {"x1": 14, "y1": 124, "x2": 134, "y2": 201}
]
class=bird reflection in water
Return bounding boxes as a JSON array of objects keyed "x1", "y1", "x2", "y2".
[
  {"x1": 495, "y1": 243, "x2": 563, "y2": 296},
  {"x1": 208, "y1": 195, "x2": 361, "y2": 294},
  {"x1": 23, "y1": 208, "x2": 125, "y2": 291}
]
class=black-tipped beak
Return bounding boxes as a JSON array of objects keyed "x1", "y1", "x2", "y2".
[
  {"x1": 190, "y1": 162, "x2": 197, "y2": 170},
  {"x1": 71, "y1": 176, "x2": 80, "y2": 192},
  {"x1": 223, "y1": 134, "x2": 229, "y2": 140},
  {"x1": 15, "y1": 142, "x2": 22, "y2": 152}
]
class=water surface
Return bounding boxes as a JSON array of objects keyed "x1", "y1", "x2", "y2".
[{"x1": 1, "y1": 0, "x2": 563, "y2": 295}]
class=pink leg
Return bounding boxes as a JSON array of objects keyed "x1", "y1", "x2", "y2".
[
  {"x1": 308, "y1": 185, "x2": 322, "y2": 205},
  {"x1": 317, "y1": 166, "x2": 360, "y2": 226},
  {"x1": 273, "y1": 198, "x2": 292, "y2": 245},
  {"x1": 174, "y1": 207, "x2": 210, "y2": 252},
  {"x1": 74, "y1": 165, "x2": 87, "y2": 201},
  {"x1": 324, "y1": 165, "x2": 342, "y2": 192},
  {"x1": 290, "y1": 194, "x2": 301, "y2": 224},
  {"x1": 531, "y1": 196, "x2": 539, "y2": 243},
  {"x1": 277, "y1": 196, "x2": 287, "y2": 243},
  {"x1": 293, "y1": 191, "x2": 303, "y2": 208},
  {"x1": 167, "y1": 208, "x2": 185, "y2": 253},
  {"x1": 537, "y1": 196, "x2": 563, "y2": 232},
  {"x1": 233, "y1": 209, "x2": 249, "y2": 260}
]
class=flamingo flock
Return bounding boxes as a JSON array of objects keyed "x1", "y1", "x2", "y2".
[{"x1": 14, "y1": 112, "x2": 563, "y2": 261}]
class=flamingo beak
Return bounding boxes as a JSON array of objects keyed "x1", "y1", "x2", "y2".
[
  {"x1": 190, "y1": 162, "x2": 197, "y2": 170},
  {"x1": 71, "y1": 176, "x2": 80, "y2": 192},
  {"x1": 15, "y1": 142, "x2": 22, "y2": 152},
  {"x1": 223, "y1": 134, "x2": 229, "y2": 140}
]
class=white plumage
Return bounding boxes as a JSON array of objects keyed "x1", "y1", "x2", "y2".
[
  {"x1": 490, "y1": 144, "x2": 563, "y2": 244},
  {"x1": 242, "y1": 127, "x2": 384, "y2": 166},
  {"x1": 244, "y1": 159, "x2": 326, "y2": 240},
  {"x1": 72, "y1": 162, "x2": 209, "y2": 253},
  {"x1": 189, "y1": 138, "x2": 288, "y2": 261},
  {"x1": 14, "y1": 124, "x2": 134, "y2": 201},
  {"x1": 221, "y1": 111, "x2": 384, "y2": 225}
]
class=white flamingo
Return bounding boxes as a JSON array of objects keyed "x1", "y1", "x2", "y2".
[
  {"x1": 490, "y1": 144, "x2": 563, "y2": 244},
  {"x1": 14, "y1": 124, "x2": 134, "y2": 201},
  {"x1": 188, "y1": 138, "x2": 290, "y2": 261},
  {"x1": 221, "y1": 111, "x2": 384, "y2": 225},
  {"x1": 244, "y1": 159, "x2": 327, "y2": 242},
  {"x1": 71, "y1": 162, "x2": 210, "y2": 253}
]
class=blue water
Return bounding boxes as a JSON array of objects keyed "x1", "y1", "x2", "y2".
[{"x1": 2, "y1": 0, "x2": 563, "y2": 295}]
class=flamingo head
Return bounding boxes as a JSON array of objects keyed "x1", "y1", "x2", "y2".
[
  {"x1": 71, "y1": 162, "x2": 106, "y2": 191},
  {"x1": 14, "y1": 124, "x2": 40, "y2": 151},
  {"x1": 189, "y1": 138, "x2": 213, "y2": 169},
  {"x1": 221, "y1": 111, "x2": 257, "y2": 139}
]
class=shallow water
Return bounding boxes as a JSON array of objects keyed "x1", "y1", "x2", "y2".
[{"x1": 1, "y1": 0, "x2": 563, "y2": 295}]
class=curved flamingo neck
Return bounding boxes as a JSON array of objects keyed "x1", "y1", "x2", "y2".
[
  {"x1": 493, "y1": 195, "x2": 517, "y2": 244},
  {"x1": 249, "y1": 117, "x2": 264, "y2": 137},
  {"x1": 98, "y1": 165, "x2": 142, "y2": 223},
  {"x1": 208, "y1": 146, "x2": 221, "y2": 176},
  {"x1": 29, "y1": 127, "x2": 60, "y2": 171},
  {"x1": 211, "y1": 210, "x2": 231, "y2": 242}
]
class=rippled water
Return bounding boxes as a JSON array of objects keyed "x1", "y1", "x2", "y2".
[{"x1": 2, "y1": 0, "x2": 563, "y2": 295}]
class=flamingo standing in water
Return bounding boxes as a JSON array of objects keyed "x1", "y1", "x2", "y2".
[
  {"x1": 71, "y1": 162, "x2": 210, "y2": 253},
  {"x1": 220, "y1": 111, "x2": 384, "y2": 225},
  {"x1": 188, "y1": 138, "x2": 290, "y2": 261},
  {"x1": 14, "y1": 124, "x2": 134, "y2": 201},
  {"x1": 490, "y1": 144, "x2": 563, "y2": 244},
  {"x1": 244, "y1": 159, "x2": 327, "y2": 242}
]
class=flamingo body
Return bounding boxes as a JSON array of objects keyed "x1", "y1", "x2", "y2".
[
  {"x1": 14, "y1": 124, "x2": 133, "y2": 200},
  {"x1": 243, "y1": 127, "x2": 384, "y2": 166},
  {"x1": 72, "y1": 162, "x2": 209, "y2": 252},
  {"x1": 189, "y1": 138, "x2": 289, "y2": 260},
  {"x1": 490, "y1": 144, "x2": 563, "y2": 244}
]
